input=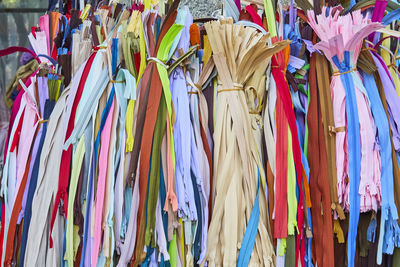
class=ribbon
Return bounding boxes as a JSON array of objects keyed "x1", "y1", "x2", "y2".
[
  {"x1": 0, "y1": 46, "x2": 41, "y2": 64},
  {"x1": 332, "y1": 51, "x2": 361, "y2": 267},
  {"x1": 237, "y1": 171, "x2": 261, "y2": 266}
]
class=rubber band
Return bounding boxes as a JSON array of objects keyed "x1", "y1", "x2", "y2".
[
  {"x1": 185, "y1": 82, "x2": 199, "y2": 95},
  {"x1": 217, "y1": 81, "x2": 243, "y2": 93},
  {"x1": 217, "y1": 86, "x2": 244, "y2": 93},
  {"x1": 147, "y1": 57, "x2": 168, "y2": 68},
  {"x1": 362, "y1": 47, "x2": 377, "y2": 53},
  {"x1": 194, "y1": 83, "x2": 202, "y2": 90},
  {"x1": 332, "y1": 68, "x2": 357, "y2": 76},
  {"x1": 271, "y1": 65, "x2": 286, "y2": 74},
  {"x1": 93, "y1": 46, "x2": 107, "y2": 52},
  {"x1": 233, "y1": 83, "x2": 244, "y2": 89},
  {"x1": 328, "y1": 125, "x2": 346, "y2": 136},
  {"x1": 217, "y1": 88, "x2": 242, "y2": 93}
]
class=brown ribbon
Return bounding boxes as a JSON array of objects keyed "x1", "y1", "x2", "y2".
[
  {"x1": 315, "y1": 53, "x2": 346, "y2": 220},
  {"x1": 308, "y1": 53, "x2": 335, "y2": 267}
]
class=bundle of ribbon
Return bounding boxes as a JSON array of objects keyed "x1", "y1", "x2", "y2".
[{"x1": 2, "y1": 0, "x2": 400, "y2": 266}]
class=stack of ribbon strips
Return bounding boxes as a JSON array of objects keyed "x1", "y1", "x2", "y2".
[{"x1": 3, "y1": 0, "x2": 400, "y2": 266}]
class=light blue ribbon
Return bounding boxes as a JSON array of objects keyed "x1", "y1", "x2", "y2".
[
  {"x1": 382, "y1": 8, "x2": 400, "y2": 25},
  {"x1": 237, "y1": 170, "x2": 260, "y2": 267},
  {"x1": 361, "y1": 70, "x2": 400, "y2": 263},
  {"x1": 331, "y1": 51, "x2": 360, "y2": 267}
]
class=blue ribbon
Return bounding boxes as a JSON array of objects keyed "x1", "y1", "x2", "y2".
[
  {"x1": 37, "y1": 54, "x2": 58, "y2": 66},
  {"x1": 331, "y1": 51, "x2": 360, "y2": 267},
  {"x1": 382, "y1": 8, "x2": 400, "y2": 25},
  {"x1": 237, "y1": 170, "x2": 260, "y2": 267},
  {"x1": 361, "y1": 69, "x2": 400, "y2": 263}
]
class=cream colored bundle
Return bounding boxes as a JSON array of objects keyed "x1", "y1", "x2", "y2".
[{"x1": 203, "y1": 19, "x2": 289, "y2": 267}]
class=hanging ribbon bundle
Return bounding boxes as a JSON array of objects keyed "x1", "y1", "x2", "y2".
[
  {"x1": 3, "y1": 0, "x2": 400, "y2": 266},
  {"x1": 203, "y1": 19, "x2": 288, "y2": 266},
  {"x1": 307, "y1": 7, "x2": 384, "y2": 267}
]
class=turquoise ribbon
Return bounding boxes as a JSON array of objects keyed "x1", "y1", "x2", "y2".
[{"x1": 237, "y1": 170, "x2": 260, "y2": 266}]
